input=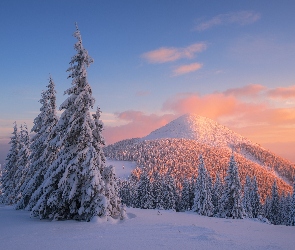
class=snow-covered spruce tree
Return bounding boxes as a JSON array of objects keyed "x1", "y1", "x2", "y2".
[
  {"x1": 0, "y1": 123, "x2": 20, "y2": 204},
  {"x1": 13, "y1": 124, "x2": 31, "y2": 204},
  {"x1": 150, "y1": 172, "x2": 164, "y2": 209},
  {"x1": 280, "y1": 193, "x2": 291, "y2": 225},
  {"x1": 288, "y1": 179, "x2": 295, "y2": 226},
  {"x1": 93, "y1": 107, "x2": 121, "y2": 216},
  {"x1": 103, "y1": 165, "x2": 121, "y2": 217},
  {"x1": 180, "y1": 178, "x2": 191, "y2": 211},
  {"x1": 118, "y1": 179, "x2": 133, "y2": 207},
  {"x1": 219, "y1": 153, "x2": 244, "y2": 219},
  {"x1": 263, "y1": 195, "x2": 271, "y2": 219},
  {"x1": 161, "y1": 174, "x2": 177, "y2": 210},
  {"x1": 192, "y1": 155, "x2": 213, "y2": 216},
  {"x1": 243, "y1": 175, "x2": 253, "y2": 218},
  {"x1": 212, "y1": 173, "x2": 223, "y2": 216},
  {"x1": 268, "y1": 180, "x2": 280, "y2": 225},
  {"x1": 250, "y1": 176, "x2": 261, "y2": 218},
  {"x1": 16, "y1": 76, "x2": 58, "y2": 210},
  {"x1": 31, "y1": 25, "x2": 109, "y2": 221},
  {"x1": 137, "y1": 171, "x2": 153, "y2": 209},
  {"x1": 189, "y1": 176, "x2": 196, "y2": 210}
]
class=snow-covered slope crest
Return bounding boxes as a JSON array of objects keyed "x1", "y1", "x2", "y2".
[{"x1": 143, "y1": 113, "x2": 255, "y2": 149}]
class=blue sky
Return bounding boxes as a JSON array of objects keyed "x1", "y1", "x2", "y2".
[{"x1": 1, "y1": 1, "x2": 295, "y2": 164}]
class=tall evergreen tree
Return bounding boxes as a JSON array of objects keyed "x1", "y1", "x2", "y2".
[
  {"x1": 280, "y1": 193, "x2": 291, "y2": 225},
  {"x1": 136, "y1": 171, "x2": 153, "y2": 209},
  {"x1": 268, "y1": 180, "x2": 280, "y2": 225},
  {"x1": 13, "y1": 124, "x2": 31, "y2": 203},
  {"x1": 180, "y1": 178, "x2": 191, "y2": 211},
  {"x1": 193, "y1": 155, "x2": 213, "y2": 216},
  {"x1": 150, "y1": 172, "x2": 164, "y2": 209},
  {"x1": 212, "y1": 173, "x2": 223, "y2": 216},
  {"x1": 16, "y1": 76, "x2": 58, "y2": 210},
  {"x1": 289, "y1": 178, "x2": 295, "y2": 226},
  {"x1": 161, "y1": 174, "x2": 177, "y2": 210},
  {"x1": 0, "y1": 123, "x2": 20, "y2": 204},
  {"x1": 250, "y1": 176, "x2": 261, "y2": 218},
  {"x1": 189, "y1": 176, "x2": 196, "y2": 210},
  {"x1": 263, "y1": 195, "x2": 272, "y2": 219},
  {"x1": 103, "y1": 165, "x2": 121, "y2": 217},
  {"x1": 31, "y1": 24, "x2": 109, "y2": 221},
  {"x1": 118, "y1": 179, "x2": 133, "y2": 207},
  {"x1": 243, "y1": 175, "x2": 253, "y2": 218},
  {"x1": 219, "y1": 153, "x2": 244, "y2": 219}
]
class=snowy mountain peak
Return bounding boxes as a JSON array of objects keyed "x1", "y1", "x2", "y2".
[{"x1": 142, "y1": 113, "x2": 254, "y2": 149}]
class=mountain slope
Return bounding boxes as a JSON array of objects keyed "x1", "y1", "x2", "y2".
[{"x1": 105, "y1": 113, "x2": 295, "y2": 200}]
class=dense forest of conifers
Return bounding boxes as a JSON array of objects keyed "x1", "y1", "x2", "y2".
[{"x1": 105, "y1": 138, "x2": 294, "y2": 202}]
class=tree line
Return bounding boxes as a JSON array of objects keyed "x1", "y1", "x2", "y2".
[{"x1": 118, "y1": 153, "x2": 295, "y2": 225}]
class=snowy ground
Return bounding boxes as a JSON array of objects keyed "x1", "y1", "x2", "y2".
[
  {"x1": 1, "y1": 205, "x2": 295, "y2": 250},
  {"x1": 106, "y1": 158, "x2": 136, "y2": 179}
]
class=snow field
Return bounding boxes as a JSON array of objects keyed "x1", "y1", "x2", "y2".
[{"x1": 1, "y1": 205, "x2": 295, "y2": 250}]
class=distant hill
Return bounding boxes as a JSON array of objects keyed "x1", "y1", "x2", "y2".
[{"x1": 105, "y1": 114, "x2": 295, "y2": 201}]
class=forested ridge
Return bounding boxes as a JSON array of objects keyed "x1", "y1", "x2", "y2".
[{"x1": 105, "y1": 138, "x2": 294, "y2": 201}]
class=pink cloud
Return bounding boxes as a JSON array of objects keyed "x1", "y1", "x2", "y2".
[
  {"x1": 141, "y1": 43, "x2": 207, "y2": 64},
  {"x1": 162, "y1": 92, "x2": 265, "y2": 119},
  {"x1": 224, "y1": 84, "x2": 266, "y2": 97},
  {"x1": 173, "y1": 62, "x2": 203, "y2": 76},
  {"x1": 196, "y1": 11, "x2": 261, "y2": 31},
  {"x1": 267, "y1": 85, "x2": 295, "y2": 99}
]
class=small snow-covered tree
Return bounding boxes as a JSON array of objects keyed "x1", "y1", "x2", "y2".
[
  {"x1": 180, "y1": 178, "x2": 191, "y2": 211},
  {"x1": 280, "y1": 193, "x2": 291, "y2": 225},
  {"x1": 0, "y1": 123, "x2": 20, "y2": 204},
  {"x1": 288, "y1": 179, "x2": 295, "y2": 226},
  {"x1": 192, "y1": 155, "x2": 213, "y2": 216},
  {"x1": 212, "y1": 173, "x2": 223, "y2": 216},
  {"x1": 103, "y1": 165, "x2": 121, "y2": 217},
  {"x1": 219, "y1": 153, "x2": 244, "y2": 219},
  {"x1": 161, "y1": 174, "x2": 177, "y2": 210},
  {"x1": 150, "y1": 172, "x2": 164, "y2": 209},
  {"x1": 118, "y1": 179, "x2": 133, "y2": 207},
  {"x1": 243, "y1": 175, "x2": 253, "y2": 218},
  {"x1": 31, "y1": 24, "x2": 108, "y2": 221},
  {"x1": 137, "y1": 171, "x2": 153, "y2": 209},
  {"x1": 189, "y1": 176, "x2": 196, "y2": 210},
  {"x1": 13, "y1": 124, "x2": 31, "y2": 203},
  {"x1": 268, "y1": 180, "x2": 280, "y2": 225},
  {"x1": 263, "y1": 195, "x2": 271, "y2": 219},
  {"x1": 250, "y1": 176, "x2": 261, "y2": 218},
  {"x1": 16, "y1": 76, "x2": 58, "y2": 210}
]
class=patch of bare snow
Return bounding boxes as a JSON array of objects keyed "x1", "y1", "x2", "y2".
[{"x1": 106, "y1": 158, "x2": 136, "y2": 179}]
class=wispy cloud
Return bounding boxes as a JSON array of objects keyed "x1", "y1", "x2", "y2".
[
  {"x1": 142, "y1": 43, "x2": 207, "y2": 64},
  {"x1": 267, "y1": 85, "x2": 295, "y2": 99},
  {"x1": 224, "y1": 84, "x2": 266, "y2": 97},
  {"x1": 173, "y1": 62, "x2": 203, "y2": 76},
  {"x1": 195, "y1": 11, "x2": 261, "y2": 31}
]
